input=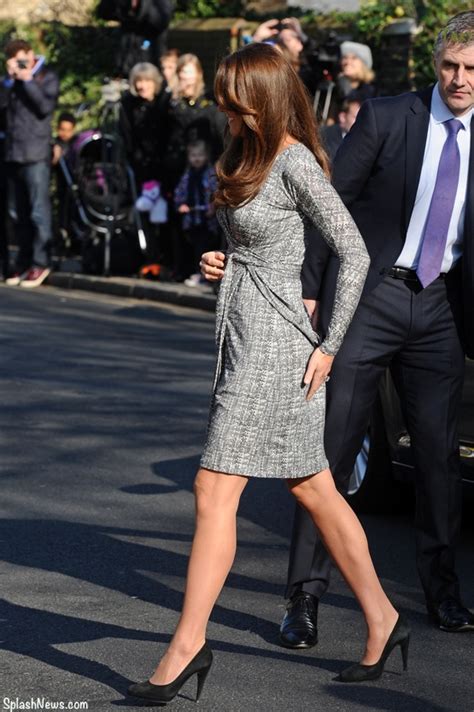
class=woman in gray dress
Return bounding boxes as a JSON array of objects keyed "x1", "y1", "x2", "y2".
[{"x1": 128, "y1": 43, "x2": 410, "y2": 704}]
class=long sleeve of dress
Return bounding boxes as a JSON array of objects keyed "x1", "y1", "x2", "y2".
[{"x1": 284, "y1": 150, "x2": 370, "y2": 355}]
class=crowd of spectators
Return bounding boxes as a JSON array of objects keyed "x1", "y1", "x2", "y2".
[{"x1": 0, "y1": 15, "x2": 377, "y2": 288}]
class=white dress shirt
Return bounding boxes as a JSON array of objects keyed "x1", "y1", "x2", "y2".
[{"x1": 396, "y1": 83, "x2": 472, "y2": 272}]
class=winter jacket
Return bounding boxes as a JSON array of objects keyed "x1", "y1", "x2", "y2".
[
  {"x1": 119, "y1": 89, "x2": 170, "y2": 184},
  {"x1": 162, "y1": 94, "x2": 226, "y2": 192},
  {"x1": 174, "y1": 164, "x2": 218, "y2": 233},
  {"x1": 0, "y1": 59, "x2": 59, "y2": 164}
]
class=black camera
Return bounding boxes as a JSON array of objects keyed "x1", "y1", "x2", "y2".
[
  {"x1": 306, "y1": 32, "x2": 341, "y2": 83},
  {"x1": 17, "y1": 59, "x2": 28, "y2": 69}
]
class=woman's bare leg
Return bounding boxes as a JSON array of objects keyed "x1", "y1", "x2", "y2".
[
  {"x1": 287, "y1": 469, "x2": 398, "y2": 665},
  {"x1": 149, "y1": 467, "x2": 248, "y2": 684}
]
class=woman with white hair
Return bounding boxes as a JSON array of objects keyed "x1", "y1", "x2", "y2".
[
  {"x1": 119, "y1": 62, "x2": 171, "y2": 270},
  {"x1": 120, "y1": 61, "x2": 170, "y2": 189}
]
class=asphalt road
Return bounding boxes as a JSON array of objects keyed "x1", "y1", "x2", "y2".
[{"x1": 0, "y1": 284, "x2": 473, "y2": 712}]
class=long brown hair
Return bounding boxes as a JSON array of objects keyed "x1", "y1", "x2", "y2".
[{"x1": 214, "y1": 43, "x2": 330, "y2": 208}]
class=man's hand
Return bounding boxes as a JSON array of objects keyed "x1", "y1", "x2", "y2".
[
  {"x1": 200, "y1": 250, "x2": 226, "y2": 282},
  {"x1": 178, "y1": 204, "x2": 190, "y2": 214},
  {"x1": 282, "y1": 17, "x2": 304, "y2": 37},
  {"x1": 51, "y1": 144, "x2": 63, "y2": 166},
  {"x1": 15, "y1": 66, "x2": 33, "y2": 82},
  {"x1": 252, "y1": 19, "x2": 279, "y2": 42},
  {"x1": 303, "y1": 298, "x2": 319, "y2": 332},
  {"x1": 304, "y1": 348, "x2": 334, "y2": 400},
  {"x1": 6, "y1": 58, "x2": 17, "y2": 78},
  {"x1": 6, "y1": 58, "x2": 33, "y2": 82}
]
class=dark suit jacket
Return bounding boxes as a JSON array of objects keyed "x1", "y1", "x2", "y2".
[
  {"x1": 320, "y1": 123, "x2": 344, "y2": 163},
  {"x1": 302, "y1": 88, "x2": 474, "y2": 358}
]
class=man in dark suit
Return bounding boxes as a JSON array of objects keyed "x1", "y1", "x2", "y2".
[{"x1": 280, "y1": 10, "x2": 474, "y2": 647}]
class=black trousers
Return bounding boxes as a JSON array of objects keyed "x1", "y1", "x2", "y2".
[{"x1": 286, "y1": 272, "x2": 465, "y2": 611}]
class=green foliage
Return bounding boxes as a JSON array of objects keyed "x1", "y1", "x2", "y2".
[
  {"x1": 355, "y1": 1, "x2": 417, "y2": 42},
  {"x1": 174, "y1": 0, "x2": 243, "y2": 19}
]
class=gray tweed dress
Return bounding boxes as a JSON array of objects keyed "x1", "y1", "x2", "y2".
[{"x1": 200, "y1": 143, "x2": 369, "y2": 478}]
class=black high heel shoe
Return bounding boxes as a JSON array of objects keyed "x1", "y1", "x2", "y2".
[
  {"x1": 128, "y1": 641, "x2": 213, "y2": 703},
  {"x1": 336, "y1": 615, "x2": 410, "y2": 683}
]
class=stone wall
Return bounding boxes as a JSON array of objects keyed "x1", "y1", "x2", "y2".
[{"x1": 0, "y1": 0, "x2": 95, "y2": 26}]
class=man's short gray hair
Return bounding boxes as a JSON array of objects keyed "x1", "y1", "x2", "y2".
[{"x1": 434, "y1": 11, "x2": 474, "y2": 58}]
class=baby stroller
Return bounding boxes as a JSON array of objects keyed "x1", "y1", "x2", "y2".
[{"x1": 57, "y1": 129, "x2": 147, "y2": 276}]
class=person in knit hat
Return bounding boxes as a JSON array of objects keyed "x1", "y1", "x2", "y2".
[{"x1": 338, "y1": 40, "x2": 377, "y2": 103}]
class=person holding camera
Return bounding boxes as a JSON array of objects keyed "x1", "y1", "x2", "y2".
[
  {"x1": 0, "y1": 39, "x2": 59, "y2": 288},
  {"x1": 253, "y1": 17, "x2": 320, "y2": 98}
]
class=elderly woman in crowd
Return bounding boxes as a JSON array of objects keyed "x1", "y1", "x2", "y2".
[
  {"x1": 119, "y1": 61, "x2": 170, "y2": 189},
  {"x1": 119, "y1": 62, "x2": 171, "y2": 273}
]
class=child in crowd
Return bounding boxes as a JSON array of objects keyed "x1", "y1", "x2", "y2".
[
  {"x1": 52, "y1": 112, "x2": 77, "y2": 246},
  {"x1": 52, "y1": 112, "x2": 76, "y2": 166},
  {"x1": 174, "y1": 140, "x2": 218, "y2": 286}
]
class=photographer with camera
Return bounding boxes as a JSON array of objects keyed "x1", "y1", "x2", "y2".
[
  {"x1": 252, "y1": 17, "x2": 321, "y2": 98},
  {"x1": 0, "y1": 39, "x2": 59, "y2": 288}
]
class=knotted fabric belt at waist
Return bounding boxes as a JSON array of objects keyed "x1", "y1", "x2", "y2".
[{"x1": 212, "y1": 247, "x2": 319, "y2": 391}]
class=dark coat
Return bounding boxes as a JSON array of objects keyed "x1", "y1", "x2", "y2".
[
  {"x1": 320, "y1": 123, "x2": 344, "y2": 163},
  {"x1": 162, "y1": 94, "x2": 226, "y2": 192},
  {"x1": 0, "y1": 63, "x2": 59, "y2": 163},
  {"x1": 302, "y1": 88, "x2": 474, "y2": 357},
  {"x1": 119, "y1": 89, "x2": 170, "y2": 184}
]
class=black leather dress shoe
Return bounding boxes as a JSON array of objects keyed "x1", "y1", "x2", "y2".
[
  {"x1": 430, "y1": 598, "x2": 474, "y2": 632},
  {"x1": 279, "y1": 591, "x2": 319, "y2": 648}
]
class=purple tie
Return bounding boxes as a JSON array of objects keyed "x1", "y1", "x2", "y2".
[{"x1": 416, "y1": 118, "x2": 464, "y2": 288}]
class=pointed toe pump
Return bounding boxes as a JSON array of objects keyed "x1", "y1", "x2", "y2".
[
  {"x1": 128, "y1": 642, "x2": 213, "y2": 704},
  {"x1": 336, "y1": 615, "x2": 411, "y2": 683}
]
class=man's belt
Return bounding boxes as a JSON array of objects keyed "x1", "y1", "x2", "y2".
[{"x1": 386, "y1": 266, "x2": 447, "y2": 282}]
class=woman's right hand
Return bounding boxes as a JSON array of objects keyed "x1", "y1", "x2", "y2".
[{"x1": 200, "y1": 251, "x2": 226, "y2": 282}]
